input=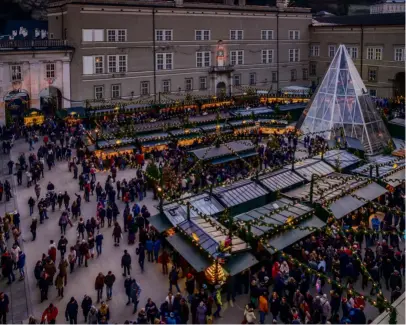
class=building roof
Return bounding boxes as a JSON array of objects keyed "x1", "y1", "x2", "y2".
[
  {"x1": 211, "y1": 179, "x2": 269, "y2": 208},
  {"x1": 312, "y1": 12, "x2": 405, "y2": 26},
  {"x1": 234, "y1": 197, "x2": 314, "y2": 237},
  {"x1": 189, "y1": 140, "x2": 255, "y2": 160},
  {"x1": 257, "y1": 169, "x2": 306, "y2": 192}
]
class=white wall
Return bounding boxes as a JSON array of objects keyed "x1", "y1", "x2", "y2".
[{"x1": 0, "y1": 51, "x2": 72, "y2": 125}]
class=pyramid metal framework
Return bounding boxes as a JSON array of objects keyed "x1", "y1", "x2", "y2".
[{"x1": 298, "y1": 44, "x2": 392, "y2": 155}]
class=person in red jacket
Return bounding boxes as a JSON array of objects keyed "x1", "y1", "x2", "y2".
[
  {"x1": 271, "y1": 261, "x2": 280, "y2": 279},
  {"x1": 48, "y1": 240, "x2": 57, "y2": 263},
  {"x1": 41, "y1": 303, "x2": 58, "y2": 324},
  {"x1": 43, "y1": 135, "x2": 49, "y2": 146}
]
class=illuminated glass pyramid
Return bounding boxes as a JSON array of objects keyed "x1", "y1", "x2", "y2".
[{"x1": 298, "y1": 44, "x2": 391, "y2": 155}]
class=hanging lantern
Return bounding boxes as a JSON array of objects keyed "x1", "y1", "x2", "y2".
[{"x1": 205, "y1": 262, "x2": 226, "y2": 285}]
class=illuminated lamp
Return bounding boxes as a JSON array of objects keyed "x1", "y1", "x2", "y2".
[
  {"x1": 393, "y1": 163, "x2": 398, "y2": 169},
  {"x1": 205, "y1": 262, "x2": 226, "y2": 284},
  {"x1": 191, "y1": 232, "x2": 199, "y2": 242}
]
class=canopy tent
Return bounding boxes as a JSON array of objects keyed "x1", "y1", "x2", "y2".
[
  {"x1": 257, "y1": 169, "x2": 306, "y2": 192},
  {"x1": 314, "y1": 149, "x2": 361, "y2": 170},
  {"x1": 224, "y1": 252, "x2": 259, "y2": 276},
  {"x1": 383, "y1": 169, "x2": 405, "y2": 187},
  {"x1": 149, "y1": 213, "x2": 173, "y2": 233},
  {"x1": 199, "y1": 123, "x2": 231, "y2": 133},
  {"x1": 354, "y1": 182, "x2": 388, "y2": 201},
  {"x1": 234, "y1": 197, "x2": 314, "y2": 238},
  {"x1": 328, "y1": 195, "x2": 365, "y2": 219},
  {"x1": 189, "y1": 140, "x2": 255, "y2": 161},
  {"x1": 286, "y1": 159, "x2": 335, "y2": 181},
  {"x1": 297, "y1": 45, "x2": 392, "y2": 155},
  {"x1": 265, "y1": 216, "x2": 326, "y2": 254},
  {"x1": 211, "y1": 179, "x2": 269, "y2": 213},
  {"x1": 166, "y1": 234, "x2": 211, "y2": 272}
]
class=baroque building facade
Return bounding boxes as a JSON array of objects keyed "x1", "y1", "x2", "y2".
[{"x1": 47, "y1": 0, "x2": 312, "y2": 104}]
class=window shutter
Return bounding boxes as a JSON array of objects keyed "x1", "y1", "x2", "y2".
[
  {"x1": 82, "y1": 29, "x2": 93, "y2": 42},
  {"x1": 83, "y1": 56, "x2": 94, "y2": 75},
  {"x1": 94, "y1": 29, "x2": 104, "y2": 42}
]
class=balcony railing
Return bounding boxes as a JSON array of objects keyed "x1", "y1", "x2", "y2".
[
  {"x1": 209, "y1": 65, "x2": 235, "y2": 73},
  {"x1": 0, "y1": 39, "x2": 73, "y2": 50}
]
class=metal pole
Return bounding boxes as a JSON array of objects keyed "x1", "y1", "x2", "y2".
[
  {"x1": 369, "y1": 165, "x2": 373, "y2": 178},
  {"x1": 291, "y1": 148, "x2": 295, "y2": 171},
  {"x1": 310, "y1": 174, "x2": 316, "y2": 204},
  {"x1": 187, "y1": 202, "x2": 191, "y2": 221},
  {"x1": 375, "y1": 165, "x2": 379, "y2": 177}
]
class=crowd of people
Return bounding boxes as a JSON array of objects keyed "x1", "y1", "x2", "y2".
[{"x1": 0, "y1": 110, "x2": 403, "y2": 325}]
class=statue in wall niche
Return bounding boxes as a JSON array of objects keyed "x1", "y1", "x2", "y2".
[
  {"x1": 19, "y1": 27, "x2": 28, "y2": 38},
  {"x1": 41, "y1": 29, "x2": 48, "y2": 39},
  {"x1": 35, "y1": 28, "x2": 40, "y2": 39}
]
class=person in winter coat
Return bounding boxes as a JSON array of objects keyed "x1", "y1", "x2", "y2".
[
  {"x1": 121, "y1": 250, "x2": 132, "y2": 276},
  {"x1": 104, "y1": 271, "x2": 116, "y2": 300},
  {"x1": 48, "y1": 241, "x2": 57, "y2": 263},
  {"x1": 30, "y1": 217, "x2": 38, "y2": 241},
  {"x1": 279, "y1": 296, "x2": 291, "y2": 324},
  {"x1": 145, "y1": 298, "x2": 158, "y2": 323},
  {"x1": 382, "y1": 258, "x2": 394, "y2": 290},
  {"x1": 17, "y1": 251, "x2": 26, "y2": 280},
  {"x1": 95, "y1": 273, "x2": 105, "y2": 303},
  {"x1": 145, "y1": 238, "x2": 153, "y2": 262},
  {"x1": 270, "y1": 291, "x2": 280, "y2": 321},
  {"x1": 98, "y1": 301, "x2": 110, "y2": 322},
  {"x1": 112, "y1": 222, "x2": 122, "y2": 246},
  {"x1": 65, "y1": 297, "x2": 79, "y2": 324},
  {"x1": 87, "y1": 306, "x2": 98, "y2": 324},
  {"x1": 41, "y1": 304, "x2": 58, "y2": 324},
  {"x1": 280, "y1": 260, "x2": 290, "y2": 277},
  {"x1": 320, "y1": 294, "x2": 331, "y2": 324},
  {"x1": 169, "y1": 266, "x2": 180, "y2": 293},
  {"x1": 179, "y1": 298, "x2": 189, "y2": 324},
  {"x1": 391, "y1": 286, "x2": 402, "y2": 302},
  {"x1": 196, "y1": 301, "x2": 207, "y2": 324},
  {"x1": 0, "y1": 292, "x2": 10, "y2": 324},
  {"x1": 258, "y1": 292, "x2": 269, "y2": 324},
  {"x1": 55, "y1": 272, "x2": 65, "y2": 298},
  {"x1": 389, "y1": 270, "x2": 402, "y2": 291},
  {"x1": 244, "y1": 305, "x2": 256, "y2": 324},
  {"x1": 81, "y1": 295, "x2": 92, "y2": 322}
]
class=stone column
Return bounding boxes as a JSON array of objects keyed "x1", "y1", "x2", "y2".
[
  {"x1": 62, "y1": 61, "x2": 71, "y2": 109},
  {"x1": 0, "y1": 63, "x2": 5, "y2": 125},
  {"x1": 30, "y1": 62, "x2": 41, "y2": 109}
]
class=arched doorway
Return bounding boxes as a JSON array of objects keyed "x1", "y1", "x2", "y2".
[
  {"x1": 4, "y1": 83, "x2": 30, "y2": 124},
  {"x1": 39, "y1": 86, "x2": 62, "y2": 116},
  {"x1": 216, "y1": 82, "x2": 226, "y2": 97},
  {"x1": 393, "y1": 72, "x2": 405, "y2": 97}
]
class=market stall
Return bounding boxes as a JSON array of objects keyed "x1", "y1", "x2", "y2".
[{"x1": 24, "y1": 110, "x2": 44, "y2": 126}]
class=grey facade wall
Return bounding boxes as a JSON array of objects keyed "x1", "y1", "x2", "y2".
[
  {"x1": 309, "y1": 25, "x2": 405, "y2": 98},
  {"x1": 48, "y1": 3, "x2": 312, "y2": 105}
]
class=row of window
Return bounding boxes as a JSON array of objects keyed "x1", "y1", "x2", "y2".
[
  {"x1": 83, "y1": 49, "x2": 301, "y2": 75},
  {"x1": 92, "y1": 70, "x2": 309, "y2": 100},
  {"x1": 10, "y1": 63, "x2": 56, "y2": 81},
  {"x1": 93, "y1": 77, "x2": 209, "y2": 99},
  {"x1": 310, "y1": 44, "x2": 405, "y2": 61},
  {"x1": 82, "y1": 28, "x2": 302, "y2": 42}
]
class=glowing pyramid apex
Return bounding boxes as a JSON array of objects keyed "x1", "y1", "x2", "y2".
[{"x1": 297, "y1": 44, "x2": 392, "y2": 155}]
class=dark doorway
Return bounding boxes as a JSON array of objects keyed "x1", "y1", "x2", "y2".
[
  {"x1": 39, "y1": 86, "x2": 62, "y2": 116},
  {"x1": 216, "y1": 82, "x2": 226, "y2": 97},
  {"x1": 394, "y1": 72, "x2": 405, "y2": 97}
]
